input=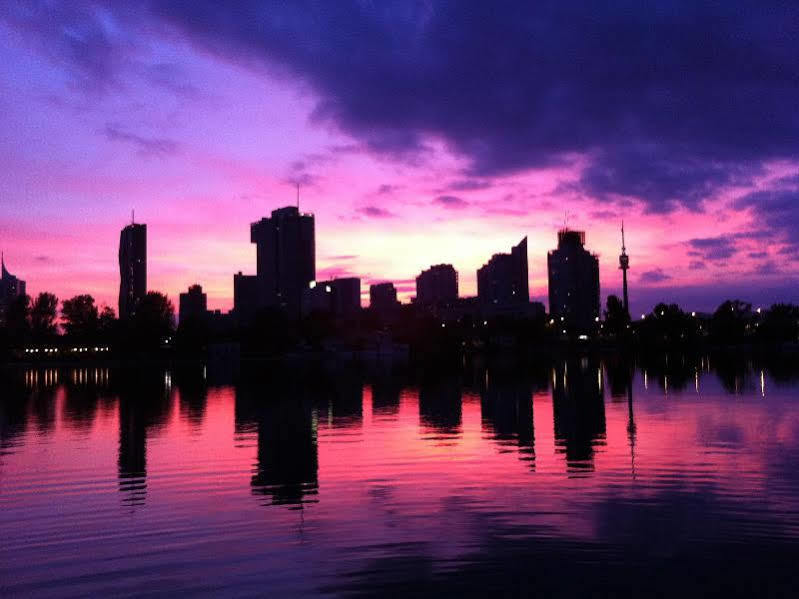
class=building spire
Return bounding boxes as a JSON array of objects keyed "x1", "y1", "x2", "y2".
[
  {"x1": 296, "y1": 182, "x2": 300, "y2": 209},
  {"x1": 621, "y1": 220, "x2": 626, "y2": 252}
]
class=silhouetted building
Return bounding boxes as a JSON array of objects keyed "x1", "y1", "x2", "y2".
[
  {"x1": 477, "y1": 237, "x2": 529, "y2": 308},
  {"x1": 233, "y1": 272, "x2": 259, "y2": 325},
  {"x1": 302, "y1": 277, "x2": 361, "y2": 317},
  {"x1": 547, "y1": 229, "x2": 600, "y2": 334},
  {"x1": 370, "y1": 282, "x2": 399, "y2": 318},
  {"x1": 251, "y1": 206, "x2": 315, "y2": 318},
  {"x1": 179, "y1": 284, "x2": 207, "y2": 324},
  {"x1": 118, "y1": 222, "x2": 146, "y2": 320},
  {"x1": 416, "y1": 264, "x2": 458, "y2": 306},
  {"x1": 0, "y1": 254, "x2": 26, "y2": 324}
]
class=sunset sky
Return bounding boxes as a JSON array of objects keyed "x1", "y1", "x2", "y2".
[{"x1": 1, "y1": 1, "x2": 797, "y2": 316}]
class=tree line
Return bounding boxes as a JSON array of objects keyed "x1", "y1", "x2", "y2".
[{"x1": 0, "y1": 291, "x2": 175, "y2": 357}]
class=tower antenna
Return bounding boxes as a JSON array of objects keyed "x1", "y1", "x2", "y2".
[
  {"x1": 132, "y1": 209, "x2": 135, "y2": 225},
  {"x1": 621, "y1": 220, "x2": 626, "y2": 251}
]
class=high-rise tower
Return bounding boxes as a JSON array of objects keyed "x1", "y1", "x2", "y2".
[
  {"x1": 250, "y1": 206, "x2": 315, "y2": 318},
  {"x1": 119, "y1": 221, "x2": 147, "y2": 320},
  {"x1": 619, "y1": 222, "x2": 630, "y2": 316},
  {"x1": 547, "y1": 229, "x2": 600, "y2": 334}
]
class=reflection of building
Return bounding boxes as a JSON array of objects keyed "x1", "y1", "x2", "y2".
[
  {"x1": 419, "y1": 377, "x2": 462, "y2": 434},
  {"x1": 371, "y1": 377, "x2": 401, "y2": 415},
  {"x1": 370, "y1": 282, "x2": 399, "y2": 318},
  {"x1": 251, "y1": 206, "x2": 315, "y2": 318},
  {"x1": 547, "y1": 229, "x2": 600, "y2": 334},
  {"x1": 477, "y1": 237, "x2": 529, "y2": 308},
  {"x1": 119, "y1": 222, "x2": 147, "y2": 320},
  {"x1": 249, "y1": 396, "x2": 319, "y2": 507},
  {"x1": 302, "y1": 277, "x2": 361, "y2": 317},
  {"x1": 551, "y1": 358, "x2": 606, "y2": 471},
  {"x1": 118, "y1": 395, "x2": 147, "y2": 506},
  {"x1": 0, "y1": 254, "x2": 26, "y2": 324},
  {"x1": 480, "y1": 372, "x2": 535, "y2": 467},
  {"x1": 179, "y1": 284, "x2": 207, "y2": 323},
  {"x1": 416, "y1": 264, "x2": 458, "y2": 306}
]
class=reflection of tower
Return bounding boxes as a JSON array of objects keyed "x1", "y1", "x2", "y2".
[
  {"x1": 419, "y1": 377, "x2": 462, "y2": 435},
  {"x1": 118, "y1": 396, "x2": 147, "y2": 506},
  {"x1": 619, "y1": 222, "x2": 630, "y2": 316},
  {"x1": 627, "y1": 374, "x2": 637, "y2": 480},
  {"x1": 250, "y1": 395, "x2": 318, "y2": 508},
  {"x1": 551, "y1": 358, "x2": 606, "y2": 472},
  {"x1": 479, "y1": 371, "x2": 535, "y2": 468}
]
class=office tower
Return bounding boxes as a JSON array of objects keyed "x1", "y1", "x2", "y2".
[
  {"x1": 0, "y1": 254, "x2": 26, "y2": 324},
  {"x1": 302, "y1": 277, "x2": 361, "y2": 317},
  {"x1": 233, "y1": 272, "x2": 259, "y2": 325},
  {"x1": 370, "y1": 282, "x2": 399, "y2": 317},
  {"x1": 250, "y1": 206, "x2": 315, "y2": 317},
  {"x1": 477, "y1": 237, "x2": 529, "y2": 307},
  {"x1": 179, "y1": 284, "x2": 207, "y2": 324},
  {"x1": 619, "y1": 223, "x2": 630, "y2": 316},
  {"x1": 416, "y1": 264, "x2": 458, "y2": 306},
  {"x1": 118, "y1": 222, "x2": 147, "y2": 320},
  {"x1": 547, "y1": 229, "x2": 600, "y2": 334}
]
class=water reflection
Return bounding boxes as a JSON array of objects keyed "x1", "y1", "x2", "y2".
[
  {"x1": 2, "y1": 353, "x2": 799, "y2": 597},
  {"x1": 419, "y1": 374, "x2": 462, "y2": 436},
  {"x1": 552, "y1": 357, "x2": 606, "y2": 472}
]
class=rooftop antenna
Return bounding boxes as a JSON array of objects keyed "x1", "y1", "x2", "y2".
[
  {"x1": 296, "y1": 182, "x2": 300, "y2": 210},
  {"x1": 131, "y1": 209, "x2": 135, "y2": 225}
]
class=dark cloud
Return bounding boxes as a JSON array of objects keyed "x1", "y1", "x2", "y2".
[
  {"x1": 377, "y1": 184, "x2": 399, "y2": 195},
  {"x1": 445, "y1": 179, "x2": 493, "y2": 192},
  {"x1": 34, "y1": 255, "x2": 52, "y2": 263},
  {"x1": 688, "y1": 260, "x2": 707, "y2": 270},
  {"x1": 358, "y1": 206, "x2": 396, "y2": 219},
  {"x1": 327, "y1": 255, "x2": 358, "y2": 261},
  {"x1": 5, "y1": 2, "x2": 799, "y2": 214},
  {"x1": 434, "y1": 195, "x2": 469, "y2": 209},
  {"x1": 104, "y1": 124, "x2": 179, "y2": 156},
  {"x1": 687, "y1": 236, "x2": 738, "y2": 261},
  {"x1": 748, "y1": 251, "x2": 768, "y2": 259},
  {"x1": 735, "y1": 184, "x2": 799, "y2": 257},
  {"x1": 143, "y1": 0, "x2": 799, "y2": 212},
  {"x1": 639, "y1": 268, "x2": 671, "y2": 284}
]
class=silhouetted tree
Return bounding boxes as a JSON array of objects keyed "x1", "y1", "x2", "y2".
[
  {"x1": 637, "y1": 302, "x2": 696, "y2": 347},
  {"x1": 131, "y1": 292, "x2": 175, "y2": 349},
  {"x1": 711, "y1": 300, "x2": 753, "y2": 344},
  {"x1": 757, "y1": 303, "x2": 799, "y2": 345},
  {"x1": 30, "y1": 292, "x2": 58, "y2": 340},
  {"x1": 61, "y1": 295, "x2": 99, "y2": 339},
  {"x1": 604, "y1": 294, "x2": 629, "y2": 338},
  {"x1": 98, "y1": 306, "x2": 117, "y2": 334}
]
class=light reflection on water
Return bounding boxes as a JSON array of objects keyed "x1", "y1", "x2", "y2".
[{"x1": 1, "y1": 355, "x2": 799, "y2": 597}]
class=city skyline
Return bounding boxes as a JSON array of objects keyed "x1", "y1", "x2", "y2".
[{"x1": 2, "y1": 3, "x2": 798, "y2": 317}]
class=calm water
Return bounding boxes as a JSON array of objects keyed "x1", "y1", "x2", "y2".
[{"x1": 2, "y1": 356, "x2": 799, "y2": 597}]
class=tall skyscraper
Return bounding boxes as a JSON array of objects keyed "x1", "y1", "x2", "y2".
[
  {"x1": 0, "y1": 253, "x2": 26, "y2": 324},
  {"x1": 119, "y1": 222, "x2": 146, "y2": 320},
  {"x1": 179, "y1": 284, "x2": 208, "y2": 324},
  {"x1": 416, "y1": 264, "x2": 458, "y2": 306},
  {"x1": 250, "y1": 206, "x2": 315, "y2": 317},
  {"x1": 619, "y1": 223, "x2": 630, "y2": 316},
  {"x1": 477, "y1": 237, "x2": 529, "y2": 307},
  {"x1": 547, "y1": 229, "x2": 600, "y2": 334}
]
